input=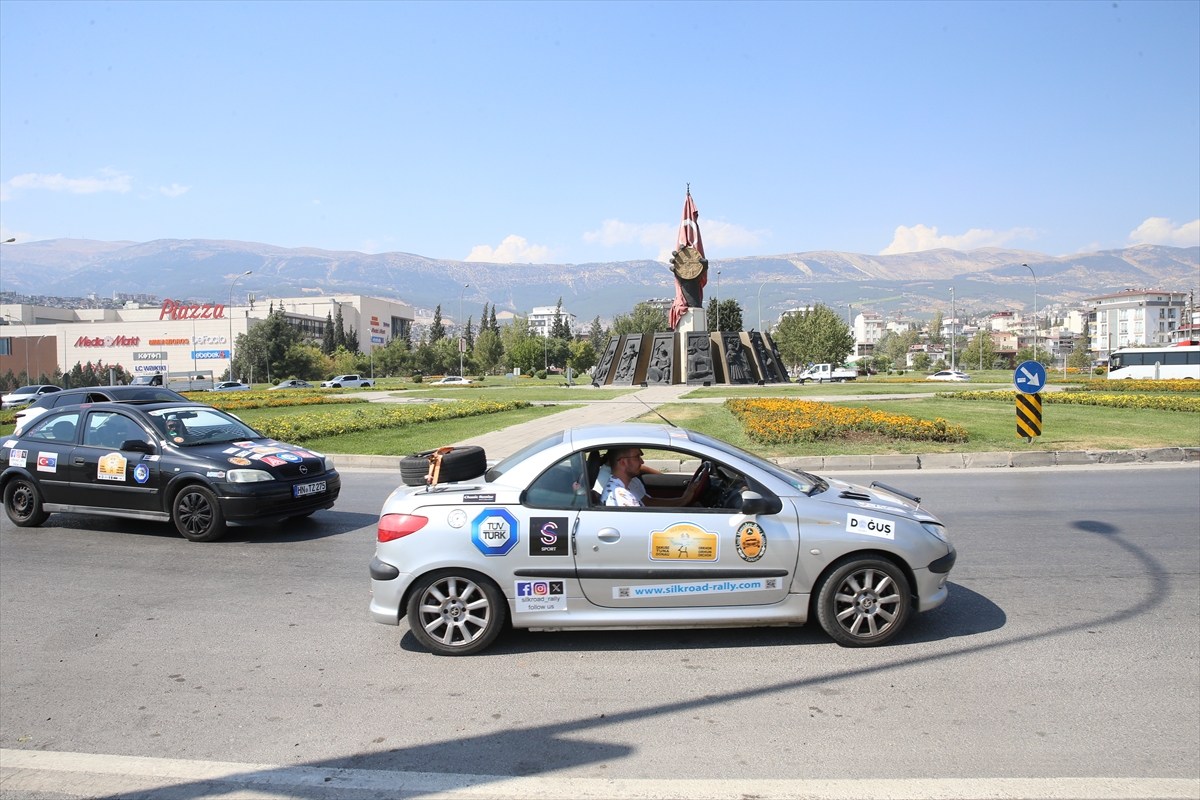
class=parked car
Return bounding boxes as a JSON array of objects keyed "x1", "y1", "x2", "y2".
[
  {"x1": 320, "y1": 374, "x2": 375, "y2": 388},
  {"x1": 369, "y1": 423, "x2": 955, "y2": 655},
  {"x1": 12, "y1": 385, "x2": 188, "y2": 436},
  {"x1": 213, "y1": 381, "x2": 252, "y2": 392},
  {"x1": 2, "y1": 385, "x2": 61, "y2": 410},
  {"x1": 428, "y1": 376, "x2": 474, "y2": 386},
  {"x1": 796, "y1": 364, "x2": 857, "y2": 383},
  {"x1": 268, "y1": 380, "x2": 315, "y2": 390},
  {"x1": 2, "y1": 401, "x2": 340, "y2": 541},
  {"x1": 926, "y1": 370, "x2": 971, "y2": 382}
]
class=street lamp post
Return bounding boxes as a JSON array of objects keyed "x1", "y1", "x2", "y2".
[
  {"x1": 757, "y1": 279, "x2": 774, "y2": 332},
  {"x1": 459, "y1": 283, "x2": 469, "y2": 377},
  {"x1": 950, "y1": 287, "x2": 956, "y2": 371},
  {"x1": 228, "y1": 270, "x2": 251, "y2": 381},
  {"x1": 715, "y1": 270, "x2": 721, "y2": 331},
  {"x1": 1023, "y1": 263, "x2": 1037, "y2": 363}
]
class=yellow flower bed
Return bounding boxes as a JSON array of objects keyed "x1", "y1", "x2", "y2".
[
  {"x1": 725, "y1": 398, "x2": 968, "y2": 444},
  {"x1": 1064, "y1": 379, "x2": 1200, "y2": 393},
  {"x1": 941, "y1": 391, "x2": 1200, "y2": 412},
  {"x1": 254, "y1": 399, "x2": 529, "y2": 442},
  {"x1": 183, "y1": 390, "x2": 368, "y2": 411}
]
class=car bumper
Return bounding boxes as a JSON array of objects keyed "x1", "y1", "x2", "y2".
[
  {"x1": 215, "y1": 472, "x2": 342, "y2": 525},
  {"x1": 370, "y1": 563, "x2": 416, "y2": 625}
]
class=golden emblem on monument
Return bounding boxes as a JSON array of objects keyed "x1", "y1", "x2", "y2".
[{"x1": 670, "y1": 245, "x2": 707, "y2": 281}]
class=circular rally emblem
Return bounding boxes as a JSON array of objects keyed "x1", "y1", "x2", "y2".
[
  {"x1": 735, "y1": 521, "x2": 767, "y2": 562},
  {"x1": 133, "y1": 464, "x2": 150, "y2": 484}
]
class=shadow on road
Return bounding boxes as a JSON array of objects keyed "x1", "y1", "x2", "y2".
[
  {"x1": 26, "y1": 509, "x2": 377, "y2": 543},
  {"x1": 78, "y1": 519, "x2": 1170, "y2": 798}
]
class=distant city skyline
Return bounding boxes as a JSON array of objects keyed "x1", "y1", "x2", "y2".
[{"x1": 1, "y1": 1, "x2": 1197, "y2": 263}]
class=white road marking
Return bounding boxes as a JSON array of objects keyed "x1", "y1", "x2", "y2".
[{"x1": 2, "y1": 750, "x2": 1198, "y2": 799}]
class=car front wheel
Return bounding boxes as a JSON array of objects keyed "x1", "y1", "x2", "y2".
[
  {"x1": 815, "y1": 557, "x2": 911, "y2": 647},
  {"x1": 172, "y1": 485, "x2": 227, "y2": 542},
  {"x1": 406, "y1": 571, "x2": 506, "y2": 656},
  {"x1": 4, "y1": 477, "x2": 50, "y2": 527}
]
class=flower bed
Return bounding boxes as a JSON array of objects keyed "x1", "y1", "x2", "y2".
[
  {"x1": 1061, "y1": 379, "x2": 1200, "y2": 393},
  {"x1": 253, "y1": 399, "x2": 529, "y2": 442},
  {"x1": 939, "y1": 391, "x2": 1200, "y2": 412},
  {"x1": 182, "y1": 390, "x2": 369, "y2": 411},
  {"x1": 725, "y1": 398, "x2": 968, "y2": 444}
]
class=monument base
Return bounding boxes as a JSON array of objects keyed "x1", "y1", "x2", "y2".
[{"x1": 674, "y1": 308, "x2": 707, "y2": 334}]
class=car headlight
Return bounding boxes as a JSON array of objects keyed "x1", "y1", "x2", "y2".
[
  {"x1": 921, "y1": 522, "x2": 948, "y2": 542},
  {"x1": 226, "y1": 469, "x2": 275, "y2": 483}
]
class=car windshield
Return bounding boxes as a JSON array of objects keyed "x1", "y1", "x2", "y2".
[
  {"x1": 146, "y1": 406, "x2": 260, "y2": 446},
  {"x1": 684, "y1": 430, "x2": 822, "y2": 494}
]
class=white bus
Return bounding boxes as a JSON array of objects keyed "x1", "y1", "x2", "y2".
[{"x1": 1107, "y1": 344, "x2": 1200, "y2": 380}]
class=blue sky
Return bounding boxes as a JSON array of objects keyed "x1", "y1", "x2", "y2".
[{"x1": 1, "y1": 1, "x2": 1197, "y2": 263}]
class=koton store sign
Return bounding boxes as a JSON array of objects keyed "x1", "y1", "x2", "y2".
[
  {"x1": 75, "y1": 335, "x2": 140, "y2": 348},
  {"x1": 133, "y1": 351, "x2": 169, "y2": 361},
  {"x1": 159, "y1": 299, "x2": 226, "y2": 320}
]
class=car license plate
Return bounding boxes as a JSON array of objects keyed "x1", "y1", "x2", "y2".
[{"x1": 293, "y1": 480, "x2": 326, "y2": 498}]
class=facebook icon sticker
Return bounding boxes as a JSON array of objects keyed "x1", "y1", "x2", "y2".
[{"x1": 514, "y1": 580, "x2": 566, "y2": 612}]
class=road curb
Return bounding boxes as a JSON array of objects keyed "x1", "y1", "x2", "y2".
[{"x1": 331, "y1": 447, "x2": 1199, "y2": 473}]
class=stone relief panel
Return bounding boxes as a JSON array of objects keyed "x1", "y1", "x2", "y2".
[
  {"x1": 593, "y1": 337, "x2": 620, "y2": 385},
  {"x1": 685, "y1": 332, "x2": 715, "y2": 385},
  {"x1": 611, "y1": 336, "x2": 643, "y2": 385},
  {"x1": 721, "y1": 332, "x2": 753, "y2": 384},
  {"x1": 749, "y1": 332, "x2": 783, "y2": 382},
  {"x1": 645, "y1": 333, "x2": 675, "y2": 385}
]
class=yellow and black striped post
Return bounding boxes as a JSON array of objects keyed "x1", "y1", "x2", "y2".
[{"x1": 1016, "y1": 392, "x2": 1042, "y2": 439}]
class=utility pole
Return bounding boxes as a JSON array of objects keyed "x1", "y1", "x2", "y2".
[{"x1": 950, "y1": 287, "x2": 956, "y2": 371}]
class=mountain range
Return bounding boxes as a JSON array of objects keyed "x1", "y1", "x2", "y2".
[{"x1": 2, "y1": 238, "x2": 1196, "y2": 323}]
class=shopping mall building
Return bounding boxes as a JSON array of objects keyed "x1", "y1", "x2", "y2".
[{"x1": 0, "y1": 294, "x2": 414, "y2": 381}]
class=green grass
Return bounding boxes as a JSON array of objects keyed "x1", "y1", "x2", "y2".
[
  {"x1": 395, "y1": 387, "x2": 638, "y2": 402},
  {"x1": 299, "y1": 404, "x2": 569, "y2": 455},
  {"x1": 635, "y1": 399, "x2": 1200, "y2": 457},
  {"x1": 682, "y1": 382, "x2": 1011, "y2": 398}
]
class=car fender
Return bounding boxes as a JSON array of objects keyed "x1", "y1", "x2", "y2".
[
  {"x1": 162, "y1": 471, "x2": 221, "y2": 512},
  {"x1": 0, "y1": 465, "x2": 39, "y2": 492}
]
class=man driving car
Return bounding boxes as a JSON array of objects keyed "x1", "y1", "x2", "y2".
[{"x1": 600, "y1": 448, "x2": 702, "y2": 508}]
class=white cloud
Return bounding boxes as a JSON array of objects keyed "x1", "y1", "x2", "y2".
[
  {"x1": 464, "y1": 234, "x2": 551, "y2": 264},
  {"x1": 4, "y1": 168, "x2": 132, "y2": 197},
  {"x1": 584, "y1": 218, "x2": 764, "y2": 262},
  {"x1": 1127, "y1": 217, "x2": 1200, "y2": 247},
  {"x1": 159, "y1": 183, "x2": 190, "y2": 197},
  {"x1": 880, "y1": 224, "x2": 1035, "y2": 255}
]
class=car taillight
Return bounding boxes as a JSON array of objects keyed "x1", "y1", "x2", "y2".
[{"x1": 378, "y1": 514, "x2": 428, "y2": 542}]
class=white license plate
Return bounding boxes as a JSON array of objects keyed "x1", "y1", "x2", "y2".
[{"x1": 293, "y1": 481, "x2": 326, "y2": 498}]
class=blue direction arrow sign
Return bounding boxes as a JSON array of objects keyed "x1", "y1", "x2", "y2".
[{"x1": 1014, "y1": 360, "x2": 1047, "y2": 395}]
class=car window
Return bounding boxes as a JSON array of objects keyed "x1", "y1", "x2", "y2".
[
  {"x1": 684, "y1": 430, "x2": 819, "y2": 494},
  {"x1": 24, "y1": 411, "x2": 81, "y2": 443},
  {"x1": 146, "y1": 406, "x2": 259, "y2": 445},
  {"x1": 84, "y1": 412, "x2": 152, "y2": 450},
  {"x1": 524, "y1": 452, "x2": 588, "y2": 509},
  {"x1": 50, "y1": 393, "x2": 83, "y2": 407},
  {"x1": 486, "y1": 432, "x2": 564, "y2": 482}
]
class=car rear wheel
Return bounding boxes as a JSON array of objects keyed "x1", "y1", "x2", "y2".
[
  {"x1": 815, "y1": 557, "x2": 911, "y2": 647},
  {"x1": 4, "y1": 478, "x2": 50, "y2": 527},
  {"x1": 406, "y1": 571, "x2": 506, "y2": 656},
  {"x1": 172, "y1": 485, "x2": 227, "y2": 542}
]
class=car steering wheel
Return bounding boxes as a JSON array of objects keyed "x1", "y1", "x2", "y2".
[{"x1": 689, "y1": 461, "x2": 712, "y2": 503}]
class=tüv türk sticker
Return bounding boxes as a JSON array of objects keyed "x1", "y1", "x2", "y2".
[{"x1": 846, "y1": 512, "x2": 895, "y2": 540}]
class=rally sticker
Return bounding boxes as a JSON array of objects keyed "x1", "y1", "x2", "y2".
[
  {"x1": 649, "y1": 522, "x2": 718, "y2": 562},
  {"x1": 37, "y1": 452, "x2": 58, "y2": 473},
  {"x1": 3, "y1": 439, "x2": 17, "y2": 448},
  {"x1": 173, "y1": 436, "x2": 185, "y2": 443},
  {"x1": 142, "y1": 454, "x2": 161, "y2": 462},
  {"x1": 277, "y1": 452, "x2": 302, "y2": 463},
  {"x1": 463, "y1": 493, "x2": 496, "y2": 503},
  {"x1": 261, "y1": 456, "x2": 287, "y2": 467},
  {"x1": 223, "y1": 447, "x2": 241, "y2": 454},
  {"x1": 251, "y1": 446, "x2": 281, "y2": 454},
  {"x1": 735, "y1": 521, "x2": 767, "y2": 562},
  {"x1": 228, "y1": 457, "x2": 252, "y2": 466},
  {"x1": 529, "y1": 517, "x2": 569, "y2": 556},
  {"x1": 233, "y1": 441, "x2": 254, "y2": 448},
  {"x1": 515, "y1": 580, "x2": 566, "y2": 612},
  {"x1": 205, "y1": 470, "x2": 225, "y2": 479},
  {"x1": 97, "y1": 452, "x2": 128, "y2": 482},
  {"x1": 471, "y1": 508, "x2": 519, "y2": 556},
  {"x1": 846, "y1": 512, "x2": 895, "y2": 540},
  {"x1": 9, "y1": 448, "x2": 28, "y2": 468},
  {"x1": 615, "y1": 577, "x2": 779, "y2": 600},
  {"x1": 134, "y1": 464, "x2": 151, "y2": 484}
]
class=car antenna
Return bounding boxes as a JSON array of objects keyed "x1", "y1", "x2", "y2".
[{"x1": 634, "y1": 394, "x2": 677, "y2": 427}]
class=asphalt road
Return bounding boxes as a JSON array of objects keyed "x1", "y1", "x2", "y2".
[{"x1": 1, "y1": 465, "x2": 1197, "y2": 798}]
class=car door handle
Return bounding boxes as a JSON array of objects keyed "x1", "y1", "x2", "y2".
[
  {"x1": 73, "y1": 457, "x2": 85, "y2": 466},
  {"x1": 596, "y1": 528, "x2": 621, "y2": 543}
]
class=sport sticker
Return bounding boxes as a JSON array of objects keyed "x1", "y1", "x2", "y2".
[
  {"x1": 846, "y1": 512, "x2": 895, "y2": 540},
  {"x1": 134, "y1": 464, "x2": 151, "y2": 484},
  {"x1": 735, "y1": 521, "x2": 767, "y2": 562},
  {"x1": 97, "y1": 452, "x2": 128, "y2": 482},
  {"x1": 8, "y1": 448, "x2": 28, "y2": 468},
  {"x1": 228, "y1": 457, "x2": 252, "y2": 466},
  {"x1": 37, "y1": 452, "x2": 58, "y2": 473},
  {"x1": 649, "y1": 522, "x2": 718, "y2": 562},
  {"x1": 515, "y1": 580, "x2": 566, "y2": 612},
  {"x1": 529, "y1": 517, "x2": 569, "y2": 556}
]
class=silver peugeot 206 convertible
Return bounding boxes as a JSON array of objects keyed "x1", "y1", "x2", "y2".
[{"x1": 369, "y1": 423, "x2": 955, "y2": 655}]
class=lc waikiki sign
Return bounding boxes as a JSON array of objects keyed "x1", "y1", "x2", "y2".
[{"x1": 159, "y1": 299, "x2": 226, "y2": 320}]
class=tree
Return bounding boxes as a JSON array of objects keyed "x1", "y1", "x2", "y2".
[
  {"x1": 610, "y1": 302, "x2": 669, "y2": 336},
  {"x1": 233, "y1": 309, "x2": 301, "y2": 383},
  {"x1": 550, "y1": 297, "x2": 572, "y2": 340},
  {"x1": 588, "y1": 316, "x2": 605, "y2": 351},
  {"x1": 1015, "y1": 346, "x2": 1053, "y2": 367},
  {"x1": 489, "y1": 304, "x2": 498, "y2": 333},
  {"x1": 429, "y1": 305, "x2": 445, "y2": 343},
  {"x1": 464, "y1": 316, "x2": 475, "y2": 352},
  {"x1": 1067, "y1": 329, "x2": 1092, "y2": 371},
  {"x1": 960, "y1": 329, "x2": 995, "y2": 372},
  {"x1": 929, "y1": 310, "x2": 945, "y2": 345},
  {"x1": 371, "y1": 335, "x2": 411, "y2": 377},
  {"x1": 772, "y1": 303, "x2": 855, "y2": 368},
  {"x1": 279, "y1": 343, "x2": 329, "y2": 381},
  {"x1": 345, "y1": 326, "x2": 360, "y2": 355},
  {"x1": 507, "y1": 337, "x2": 544, "y2": 375},
  {"x1": 479, "y1": 303, "x2": 490, "y2": 334},
  {"x1": 321, "y1": 311, "x2": 336, "y2": 355},
  {"x1": 912, "y1": 352, "x2": 932, "y2": 371},
  {"x1": 334, "y1": 305, "x2": 347, "y2": 350},
  {"x1": 706, "y1": 298, "x2": 744, "y2": 332},
  {"x1": 568, "y1": 340, "x2": 597, "y2": 374},
  {"x1": 472, "y1": 328, "x2": 504, "y2": 374}
]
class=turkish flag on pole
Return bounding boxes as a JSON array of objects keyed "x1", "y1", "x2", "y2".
[{"x1": 669, "y1": 189, "x2": 707, "y2": 329}]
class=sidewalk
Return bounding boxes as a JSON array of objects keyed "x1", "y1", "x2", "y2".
[{"x1": 326, "y1": 383, "x2": 1199, "y2": 472}]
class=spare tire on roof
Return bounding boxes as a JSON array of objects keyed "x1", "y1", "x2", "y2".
[{"x1": 400, "y1": 446, "x2": 488, "y2": 486}]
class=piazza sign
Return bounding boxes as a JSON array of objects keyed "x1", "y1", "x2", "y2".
[{"x1": 159, "y1": 299, "x2": 226, "y2": 320}]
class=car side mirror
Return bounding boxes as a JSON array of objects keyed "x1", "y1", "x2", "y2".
[
  {"x1": 121, "y1": 439, "x2": 155, "y2": 454},
  {"x1": 740, "y1": 490, "x2": 769, "y2": 516}
]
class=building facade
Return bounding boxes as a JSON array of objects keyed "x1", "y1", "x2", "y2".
[{"x1": 1087, "y1": 289, "x2": 1188, "y2": 358}]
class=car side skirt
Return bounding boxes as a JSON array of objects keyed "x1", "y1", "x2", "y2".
[
  {"x1": 516, "y1": 592, "x2": 810, "y2": 630},
  {"x1": 43, "y1": 503, "x2": 171, "y2": 523}
]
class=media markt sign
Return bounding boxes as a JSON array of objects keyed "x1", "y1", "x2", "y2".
[{"x1": 471, "y1": 508, "x2": 519, "y2": 556}]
